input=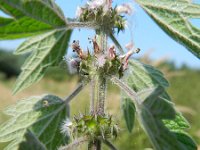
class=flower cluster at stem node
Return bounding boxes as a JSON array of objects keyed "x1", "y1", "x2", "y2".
[{"x1": 66, "y1": 36, "x2": 140, "y2": 81}]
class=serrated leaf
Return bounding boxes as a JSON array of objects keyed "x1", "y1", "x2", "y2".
[
  {"x1": 135, "y1": 0, "x2": 200, "y2": 58},
  {"x1": 0, "y1": 0, "x2": 66, "y2": 39},
  {"x1": 0, "y1": 94, "x2": 69, "y2": 150},
  {"x1": 13, "y1": 29, "x2": 72, "y2": 94},
  {"x1": 139, "y1": 87, "x2": 196, "y2": 150},
  {"x1": 121, "y1": 97, "x2": 136, "y2": 132},
  {"x1": 127, "y1": 60, "x2": 169, "y2": 92},
  {"x1": 115, "y1": 59, "x2": 197, "y2": 150}
]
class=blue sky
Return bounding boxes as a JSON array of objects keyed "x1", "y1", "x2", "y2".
[{"x1": 0, "y1": 0, "x2": 200, "y2": 68}]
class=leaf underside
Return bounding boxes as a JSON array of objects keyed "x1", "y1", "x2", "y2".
[
  {"x1": 0, "y1": 0, "x2": 72, "y2": 94},
  {"x1": 12, "y1": 29, "x2": 72, "y2": 94},
  {"x1": 0, "y1": 95, "x2": 69, "y2": 150},
  {"x1": 136, "y1": 0, "x2": 200, "y2": 59},
  {"x1": 121, "y1": 59, "x2": 197, "y2": 150}
]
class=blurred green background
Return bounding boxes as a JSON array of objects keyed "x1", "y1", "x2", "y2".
[{"x1": 0, "y1": 48, "x2": 199, "y2": 150}]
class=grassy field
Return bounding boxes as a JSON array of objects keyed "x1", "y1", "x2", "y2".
[{"x1": 0, "y1": 69, "x2": 199, "y2": 149}]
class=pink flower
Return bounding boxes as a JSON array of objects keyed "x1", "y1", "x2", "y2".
[
  {"x1": 116, "y1": 3, "x2": 133, "y2": 15},
  {"x1": 87, "y1": 0, "x2": 106, "y2": 9},
  {"x1": 125, "y1": 42, "x2": 134, "y2": 50},
  {"x1": 97, "y1": 54, "x2": 106, "y2": 67},
  {"x1": 75, "y1": 6, "x2": 83, "y2": 18},
  {"x1": 120, "y1": 48, "x2": 140, "y2": 70},
  {"x1": 108, "y1": 45, "x2": 116, "y2": 59},
  {"x1": 87, "y1": 0, "x2": 112, "y2": 12}
]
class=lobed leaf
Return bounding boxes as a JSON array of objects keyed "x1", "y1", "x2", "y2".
[
  {"x1": 135, "y1": 0, "x2": 200, "y2": 59},
  {"x1": 0, "y1": 94, "x2": 69, "y2": 150},
  {"x1": 0, "y1": 0, "x2": 66, "y2": 39},
  {"x1": 13, "y1": 29, "x2": 72, "y2": 94},
  {"x1": 116, "y1": 59, "x2": 197, "y2": 150}
]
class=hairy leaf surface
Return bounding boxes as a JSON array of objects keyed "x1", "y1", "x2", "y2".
[
  {"x1": 117, "y1": 60, "x2": 197, "y2": 150},
  {"x1": 0, "y1": 0, "x2": 66, "y2": 39},
  {"x1": 0, "y1": 95, "x2": 69, "y2": 150},
  {"x1": 13, "y1": 29, "x2": 71, "y2": 94},
  {"x1": 135, "y1": 0, "x2": 200, "y2": 58}
]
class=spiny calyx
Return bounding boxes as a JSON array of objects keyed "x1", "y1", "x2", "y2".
[
  {"x1": 69, "y1": 37, "x2": 140, "y2": 80},
  {"x1": 68, "y1": 37, "x2": 140, "y2": 80},
  {"x1": 64, "y1": 114, "x2": 118, "y2": 140}
]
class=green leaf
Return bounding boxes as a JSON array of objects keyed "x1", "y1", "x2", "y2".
[
  {"x1": 121, "y1": 97, "x2": 136, "y2": 132},
  {"x1": 135, "y1": 0, "x2": 200, "y2": 58},
  {"x1": 114, "y1": 59, "x2": 197, "y2": 150},
  {"x1": 18, "y1": 130, "x2": 46, "y2": 150},
  {"x1": 139, "y1": 87, "x2": 196, "y2": 150},
  {"x1": 0, "y1": 0, "x2": 66, "y2": 39},
  {"x1": 0, "y1": 94, "x2": 69, "y2": 150},
  {"x1": 13, "y1": 29, "x2": 72, "y2": 94}
]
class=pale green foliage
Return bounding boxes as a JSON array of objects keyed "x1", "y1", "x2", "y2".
[
  {"x1": 0, "y1": 95, "x2": 69, "y2": 150},
  {"x1": 0, "y1": 0, "x2": 198, "y2": 149},
  {"x1": 0, "y1": 0, "x2": 72, "y2": 94},
  {"x1": 13, "y1": 30, "x2": 71, "y2": 94},
  {"x1": 136, "y1": 0, "x2": 200, "y2": 58},
  {"x1": 121, "y1": 60, "x2": 197, "y2": 150}
]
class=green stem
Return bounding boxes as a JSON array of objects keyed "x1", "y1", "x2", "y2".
[
  {"x1": 96, "y1": 30, "x2": 108, "y2": 116},
  {"x1": 88, "y1": 30, "x2": 108, "y2": 150},
  {"x1": 90, "y1": 77, "x2": 98, "y2": 114},
  {"x1": 98, "y1": 77, "x2": 107, "y2": 115},
  {"x1": 88, "y1": 139, "x2": 101, "y2": 150}
]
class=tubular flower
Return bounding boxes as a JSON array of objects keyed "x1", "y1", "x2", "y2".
[
  {"x1": 66, "y1": 36, "x2": 140, "y2": 79},
  {"x1": 116, "y1": 3, "x2": 133, "y2": 15}
]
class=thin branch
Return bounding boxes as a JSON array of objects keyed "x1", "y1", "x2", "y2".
[
  {"x1": 108, "y1": 33, "x2": 124, "y2": 54},
  {"x1": 103, "y1": 140, "x2": 118, "y2": 150},
  {"x1": 110, "y1": 76, "x2": 141, "y2": 105},
  {"x1": 68, "y1": 21, "x2": 99, "y2": 30},
  {"x1": 58, "y1": 136, "x2": 88, "y2": 150},
  {"x1": 64, "y1": 83, "x2": 85, "y2": 104}
]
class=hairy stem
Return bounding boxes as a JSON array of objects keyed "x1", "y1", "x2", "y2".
[
  {"x1": 68, "y1": 21, "x2": 99, "y2": 30},
  {"x1": 98, "y1": 77, "x2": 107, "y2": 115},
  {"x1": 96, "y1": 30, "x2": 108, "y2": 116},
  {"x1": 88, "y1": 139, "x2": 101, "y2": 150},
  {"x1": 88, "y1": 30, "x2": 108, "y2": 150},
  {"x1": 90, "y1": 77, "x2": 98, "y2": 114},
  {"x1": 58, "y1": 136, "x2": 88, "y2": 150}
]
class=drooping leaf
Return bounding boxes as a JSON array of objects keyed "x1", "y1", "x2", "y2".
[
  {"x1": 113, "y1": 59, "x2": 197, "y2": 150},
  {"x1": 121, "y1": 97, "x2": 136, "y2": 132},
  {"x1": 13, "y1": 29, "x2": 72, "y2": 94},
  {"x1": 0, "y1": 0, "x2": 66, "y2": 39},
  {"x1": 139, "y1": 87, "x2": 196, "y2": 150},
  {"x1": 18, "y1": 130, "x2": 46, "y2": 150},
  {"x1": 0, "y1": 94, "x2": 69, "y2": 150},
  {"x1": 135, "y1": 0, "x2": 200, "y2": 58}
]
